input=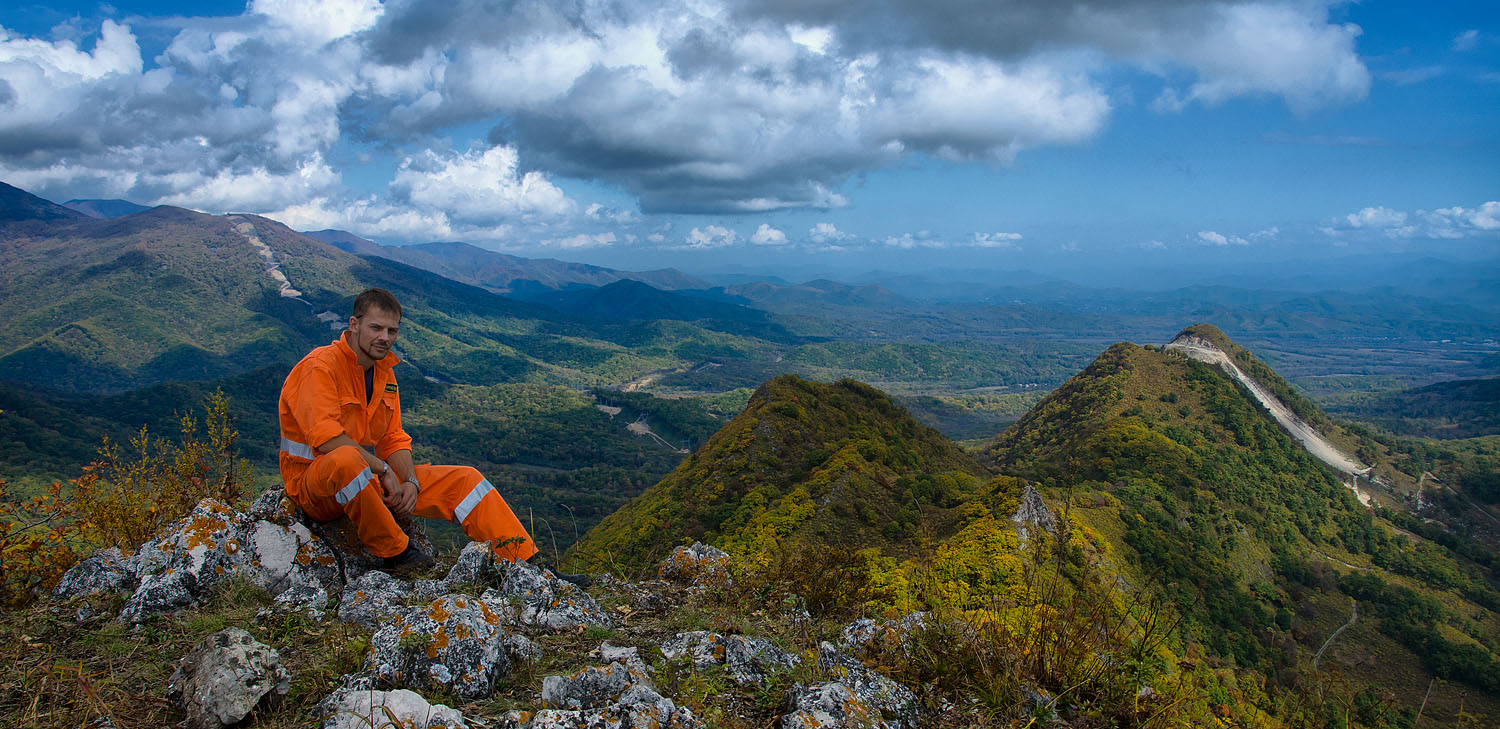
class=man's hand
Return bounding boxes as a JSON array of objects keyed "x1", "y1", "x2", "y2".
[{"x1": 380, "y1": 468, "x2": 417, "y2": 516}]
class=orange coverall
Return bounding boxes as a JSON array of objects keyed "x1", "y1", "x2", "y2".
[{"x1": 277, "y1": 334, "x2": 538, "y2": 562}]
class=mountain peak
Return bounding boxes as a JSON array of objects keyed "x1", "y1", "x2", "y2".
[
  {"x1": 0, "y1": 181, "x2": 88, "y2": 222},
  {"x1": 572, "y1": 374, "x2": 990, "y2": 571}
]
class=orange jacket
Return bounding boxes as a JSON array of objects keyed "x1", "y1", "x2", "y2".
[{"x1": 278, "y1": 333, "x2": 412, "y2": 496}]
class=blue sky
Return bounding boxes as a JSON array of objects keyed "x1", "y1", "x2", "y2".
[{"x1": 1, "y1": 0, "x2": 1495, "y2": 278}]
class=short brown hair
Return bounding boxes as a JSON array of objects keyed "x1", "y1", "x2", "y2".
[{"x1": 352, "y1": 288, "x2": 402, "y2": 319}]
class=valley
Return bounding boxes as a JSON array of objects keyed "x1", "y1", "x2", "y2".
[{"x1": 2, "y1": 181, "x2": 1498, "y2": 728}]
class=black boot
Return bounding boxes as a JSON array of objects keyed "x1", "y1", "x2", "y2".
[
  {"x1": 527, "y1": 552, "x2": 593, "y2": 587},
  {"x1": 382, "y1": 545, "x2": 435, "y2": 575}
]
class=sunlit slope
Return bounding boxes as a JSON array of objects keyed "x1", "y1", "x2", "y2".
[
  {"x1": 571, "y1": 374, "x2": 992, "y2": 571},
  {"x1": 0, "y1": 207, "x2": 780, "y2": 393},
  {"x1": 983, "y1": 330, "x2": 1500, "y2": 722}
]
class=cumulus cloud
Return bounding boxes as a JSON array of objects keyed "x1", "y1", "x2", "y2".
[
  {"x1": 0, "y1": 0, "x2": 1379, "y2": 223},
  {"x1": 685, "y1": 225, "x2": 740, "y2": 248},
  {"x1": 971, "y1": 231, "x2": 1022, "y2": 248},
  {"x1": 391, "y1": 145, "x2": 574, "y2": 225},
  {"x1": 884, "y1": 231, "x2": 944, "y2": 249},
  {"x1": 808, "y1": 222, "x2": 854, "y2": 244},
  {"x1": 1330, "y1": 202, "x2": 1500, "y2": 240},
  {"x1": 1346, "y1": 206, "x2": 1407, "y2": 229},
  {"x1": 1197, "y1": 230, "x2": 1247, "y2": 246},
  {"x1": 552, "y1": 232, "x2": 619, "y2": 249},
  {"x1": 750, "y1": 223, "x2": 789, "y2": 245}
]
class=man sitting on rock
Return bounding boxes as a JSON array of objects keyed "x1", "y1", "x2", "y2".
[{"x1": 278, "y1": 287, "x2": 583, "y2": 582}]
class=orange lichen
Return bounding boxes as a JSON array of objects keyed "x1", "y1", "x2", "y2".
[
  {"x1": 429, "y1": 601, "x2": 451, "y2": 622},
  {"x1": 426, "y1": 630, "x2": 450, "y2": 658}
]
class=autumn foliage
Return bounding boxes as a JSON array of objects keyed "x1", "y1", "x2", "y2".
[{"x1": 0, "y1": 391, "x2": 250, "y2": 604}]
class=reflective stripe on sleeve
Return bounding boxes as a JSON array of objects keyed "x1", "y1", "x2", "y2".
[
  {"x1": 453, "y1": 478, "x2": 496, "y2": 526},
  {"x1": 279, "y1": 436, "x2": 316, "y2": 460},
  {"x1": 335, "y1": 469, "x2": 373, "y2": 506}
]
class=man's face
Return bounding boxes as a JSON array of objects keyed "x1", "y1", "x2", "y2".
[{"x1": 348, "y1": 306, "x2": 400, "y2": 363}]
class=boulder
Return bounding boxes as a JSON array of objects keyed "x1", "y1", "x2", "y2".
[
  {"x1": 659, "y1": 542, "x2": 731, "y2": 587},
  {"x1": 251, "y1": 487, "x2": 434, "y2": 584},
  {"x1": 270, "y1": 583, "x2": 329, "y2": 617},
  {"x1": 166, "y1": 627, "x2": 289, "y2": 729},
  {"x1": 500, "y1": 657, "x2": 701, "y2": 729},
  {"x1": 120, "y1": 500, "x2": 244, "y2": 622},
  {"x1": 781, "y1": 682, "x2": 883, "y2": 729},
  {"x1": 317, "y1": 686, "x2": 467, "y2": 729},
  {"x1": 337, "y1": 570, "x2": 413, "y2": 630},
  {"x1": 818, "y1": 643, "x2": 918, "y2": 728},
  {"x1": 52, "y1": 547, "x2": 135, "y2": 600},
  {"x1": 837, "y1": 613, "x2": 928, "y2": 662},
  {"x1": 493, "y1": 559, "x2": 612, "y2": 630},
  {"x1": 660, "y1": 631, "x2": 799, "y2": 685},
  {"x1": 366, "y1": 594, "x2": 509, "y2": 700},
  {"x1": 505, "y1": 634, "x2": 543, "y2": 664},
  {"x1": 592, "y1": 641, "x2": 650, "y2": 674}
]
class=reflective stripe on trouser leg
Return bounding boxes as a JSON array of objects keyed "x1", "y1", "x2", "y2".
[
  {"x1": 410, "y1": 465, "x2": 538, "y2": 562},
  {"x1": 289, "y1": 445, "x2": 409, "y2": 559}
]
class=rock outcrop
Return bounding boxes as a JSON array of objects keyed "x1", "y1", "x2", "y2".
[
  {"x1": 167, "y1": 628, "x2": 290, "y2": 729},
  {"x1": 660, "y1": 630, "x2": 800, "y2": 685},
  {"x1": 366, "y1": 594, "x2": 510, "y2": 700}
]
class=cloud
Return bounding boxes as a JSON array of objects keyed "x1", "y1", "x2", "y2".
[
  {"x1": 391, "y1": 145, "x2": 575, "y2": 225},
  {"x1": 1346, "y1": 206, "x2": 1407, "y2": 229},
  {"x1": 551, "y1": 232, "x2": 619, "y2": 249},
  {"x1": 0, "y1": 0, "x2": 1376, "y2": 221},
  {"x1": 883, "y1": 230, "x2": 944, "y2": 249},
  {"x1": 970, "y1": 232, "x2": 1022, "y2": 249},
  {"x1": 1453, "y1": 29, "x2": 1480, "y2": 52},
  {"x1": 1331, "y1": 202, "x2": 1500, "y2": 239},
  {"x1": 685, "y1": 225, "x2": 740, "y2": 248},
  {"x1": 1140, "y1": 239, "x2": 1166, "y2": 250},
  {"x1": 808, "y1": 222, "x2": 854, "y2": 244},
  {"x1": 1197, "y1": 230, "x2": 1246, "y2": 246},
  {"x1": 750, "y1": 223, "x2": 789, "y2": 245}
]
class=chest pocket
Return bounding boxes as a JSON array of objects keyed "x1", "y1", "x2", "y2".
[
  {"x1": 368, "y1": 391, "x2": 398, "y2": 442},
  {"x1": 338, "y1": 396, "x2": 369, "y2": 443}
]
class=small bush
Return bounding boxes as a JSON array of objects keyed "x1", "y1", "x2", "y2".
[{"x1": 0, "y1": 391, "x2": 250, "y2": 604}]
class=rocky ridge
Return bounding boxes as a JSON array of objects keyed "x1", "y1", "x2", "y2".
[{"x1": 50, "y1": 492, "x2": 928, "y2": 729}]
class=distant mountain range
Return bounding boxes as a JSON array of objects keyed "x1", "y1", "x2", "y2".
[
  {"x1": 302, "y1": 229, "x2": 706, "y2": 294},
  {"x1": 0, "y1": 181, "x2": 783, "y2": 394},
  {"x1": 62, "y1": 198, "x2": 152, "y2": 218}
]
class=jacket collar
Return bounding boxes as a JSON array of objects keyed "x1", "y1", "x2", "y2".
[{"x1": 335, "y1": 331, "x2": 402, "y2": 371}]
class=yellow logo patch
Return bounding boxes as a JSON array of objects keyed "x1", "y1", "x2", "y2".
[{"x1": 384, "y1": 383, "x2": 398, "y2": 393}]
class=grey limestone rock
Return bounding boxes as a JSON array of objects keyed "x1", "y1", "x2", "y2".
[
  {"x1": 167, "y1": 627, "x2": 290, "y2": 729},
  {"x1": 120, "y1": 499, "x2": 244, "y2": 622},
  {"x1": 659, "y1": 542, "x2": 731, "y2": 587},
  {"x1": 592, "y1": 641, "x2": 650, "y2": 674},
  {"x1": 508, "y1": 658, "x2": 701, "y2": 729},
  {"x1": 317, "y1": 686, "x2": 467, "y2": 729},
  {"x1": 496, "y1": 559, "x2": 613, "y2": 630},
  {"x1": 1011, "y1": 483, "x2": 1058, "y2": 544},
  {"x1": 505, "y1": 633, "x2": 543, "y2": 664},
  {"x1": 781, "y1": 682, "x2": 883, "y2": 729},
  {"x1": 52, "y1": 547, "x2": 135, "y2": 600},
  {"x1": 836, "y1": 612, "x2": 928, "y2": 662},
  {"x1": 660, "y1": 630, "x2": 799, "y2": 685},
  {"x1": 817, "y1": 643, "x2": 918, "y2": 728},
  {"x1": 365, "y1": 594, "x2": 509, "y2": 700},
  {"x1": 337, "y1": 570, "x2": 413, "y2": 629},
  {"x1": 271, "y1": 582, "x2": 329, "y2": 616}
]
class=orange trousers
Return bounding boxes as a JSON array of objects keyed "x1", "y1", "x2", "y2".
[{"x1": 289, "y1": 445, "x2": 539, "y2": 562}]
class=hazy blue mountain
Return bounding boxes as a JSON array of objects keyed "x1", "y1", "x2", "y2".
[
  {"x1": 62, "y1": 199, "x2": 152, "y2": 218},
  {"x1": 0, "y1": 180, "x2": 88, "y2": 222}
]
